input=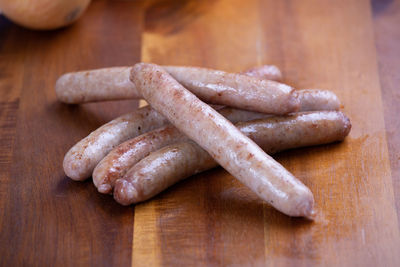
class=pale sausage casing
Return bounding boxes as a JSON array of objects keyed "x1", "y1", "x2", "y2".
[
  {"x1": 296, "y1": 89, "x2": 340, "y2": 111},
  {"x1": 55, "y1": 65, "x2": 283, "y2": 104},
  {"x1": 56, "y1": 65, "x2": 299, "y2": 114},
  {"x1": 165, "y1": 66, "x2": 299, "y2": 114},
  {"x1": 56, "y1": 67, "x2": 136, "y2": 103},
  {"x1": 115, "y1": 111, "x2": 351, "y2": 206},
  {"x1": 63, "y1": 106, "x2": 169, "y2": 180},
  {"x1": 66, "y1": 88, "x2": 340, "y2": 182},
  {"x1": 92, "y1": 125, "x2": 186, "y2": 194},
  {"x1": 55, "y1": 65, "x2": 282, "y2": 104},
  {"x1": 129, "y1": 63, "x2": 314, "y2": 218},
  {"x1": 93, "y1": 107, "x2": 269, "y2": 194}
]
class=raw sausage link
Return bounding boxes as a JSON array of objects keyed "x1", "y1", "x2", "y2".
[
  {"x1": 93, "y1": 125, "x2": 186, "y2": 194},
  {"x1": 55, "y1": 65, "x2": 285, "y2": 104},
  {"x1": 56, "y1": 67, "x2": 136, "y2": 103},
  {"x1": 93, "y1": 107, "x2": 269, "y2": 194},
  {"x1": 61, "y1": 65, "x2": 270, "y2": 182},
  {"x1": 237, "y1": 111, "x2": 351, "y2": 153},
  {"x1": 64, "y1": 88, "x2": 339, "y2": 182},
  {"x1": 114, "y1": 111, "x2": 351, "y2": 207},
  {"x1": 296, "y1": 89, "x2": 340, "y2": 111},
  {"x1": 57, "y1": 65, "x2": 299, "y2": 114},
  {"x1": 63, "y1": 105, "x2": 169, "y2": 180},
  {"x1": 56, "y1": 66, "x2": 339, "y2": 112},
  {"x1": 62, "y1": 65, "x2": 339, "y2": 182},
  {"x1": 164, "y1": 66, "x2": 299, "y2": 114},
  {"x1": 129, "y1": 63, "x2": 314, "y2": 218},
  {"x1": 115, "y1": 141, "x2": 215, "y2": 205}
]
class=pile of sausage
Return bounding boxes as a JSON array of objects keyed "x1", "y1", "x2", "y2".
[{"x1": 56, "y1": 63, "x2": 351, "y2": 219}]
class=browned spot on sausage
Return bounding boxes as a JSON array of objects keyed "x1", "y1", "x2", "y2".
[
  {"x1": 247, "y1": 153, "x2": 254, "y2": 160},
  {"x1": 155, "y1": 70, "x2": 163, "y2": 79},
  {"x1": 173, "y1": 89, "x2": 184, "y2": 99},
  {"x1": 71, "y1": 152, "x2": 82, "y2": 160},
  {"x1": 116, "y1": 143, "x2": 134, "y2": 155}
]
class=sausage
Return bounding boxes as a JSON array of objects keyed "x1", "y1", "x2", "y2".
[
  {"x1": 240, "y1": 65, "x2": 282, "y2": 81},
  {"x1": 92, "y1": 125, "x2": 186, "y2": 194},
  {"x1": 64, "y1": 87, "x2": 340, "y2": 182},
  {"x1": 238, "y1": 111, "x2": 351, "y2": 153},
  {"x1": 93, "y1": 107, "x2": 269, "y2": 194},
  {"x1": 61, "y1": 64, "x2": 289, "y2": 182},
  {"x1": 115, "y1": 141, "x2": 215, "y2": 206},
  {"x1": 61, "y1": 64, "x2": 339, "y2": 182},
  {"x1": 114, "y1": 111, "x2": 351, "y2": 208},
  {"x1": 164, "y1": 66, "x2": 299, "y2": 114},
  {"x1": 296, "y1": 89, "x2": 340, "y2": 111},
  {"x1": 55, "y1": 65, "x2": 284, "y2": 103},
  {"x1": 210, "y1": 89, "x2": 340, "y2": 113},
  {"x1": 94, "y1": 98, "x2": 340, "y2": 194},
  {"x1": 55, "y1": 65, "x2": 340, "y2": 113},
  {"x1": 63, "y1": 105, "x2": 169, "y2": 180},
  {"x1": 56, "y1": 65, "x2": 299, "y2": 114},
  {"x1": 55, "y1": 67, "x2": 137, "y2": 104},
  {"x1": 129, "y1": 63, "x2": 314, "y2": 218},
  {"x1": 55, "y1": 64, "x2": 341, "y2": 112}
]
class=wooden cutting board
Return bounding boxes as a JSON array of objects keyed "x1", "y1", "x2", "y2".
[{"x1": 1, "y1": 0, "x2": 400, "y2": 266}]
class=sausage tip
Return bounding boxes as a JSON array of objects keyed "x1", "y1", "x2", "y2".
[
  {"x1": 304, "y1": 208, "x2": 317, "y2": 221},
  {"x1": 114, "y1": 179, "x2": 139, "y2": 206},
  {"x1": 56, "y1": 73, "x2": 81, "y2": 104},
  {"x1": 63, "y1": 154, "x2": 88, "y2": 181},
  {"x1": 55, "y1": 73, "x2": 68, "y2": 102},
  {"x1": 342, "y1": 113, "x2": 352, "y2": 137},
  {"x1": 98, "y1": 183, "x2": 112, "y2": 195},
  {"x1": 288, "y1": 188, "x2": 315, "y2": 219}
]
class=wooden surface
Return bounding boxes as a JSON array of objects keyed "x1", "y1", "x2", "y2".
[{"x1": 1, "y1": 0, "x2": 400, "y2": 266}]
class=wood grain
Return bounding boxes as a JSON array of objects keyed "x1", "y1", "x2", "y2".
[
  {"x1": 1, "y1": 0, "x2": 400, "y2": 266},
  {"x1": 372, "y1": 0, "x2": 400, "y2": 223},
  {"x1": 260, "y1": 1, "x2": 400, "y2": 265},
  {"x1": 0, "y1": 1, "x2": 143, "y2": 265},
  {"x1": 140, "y1": 0, "x2": 269, "y2": 265},
  {"x1": 139, "y1": 0, "x2": 400, "y2": 266},
  {"x1": 0, "y1": 16, "x2": 25, "y2": 265}
]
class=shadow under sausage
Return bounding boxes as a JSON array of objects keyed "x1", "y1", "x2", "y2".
[
  {"x1": 55, "y1": 175, "x2": 133, "y2": 218},
  {"x1": 48, "y1": 99, "x2": 139, "y2": 138}
]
